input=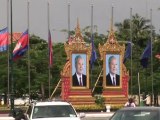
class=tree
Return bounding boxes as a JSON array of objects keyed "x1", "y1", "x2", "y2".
[{"x1": 115, "y1": 13, "x2": 159, "y2": 96}]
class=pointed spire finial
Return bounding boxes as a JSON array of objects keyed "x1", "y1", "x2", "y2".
[
  {"x1": 74, "y1": 18, "x2": 84, "y2": 42},
  {"x1": 110, "y1": 6, "x2": 114, "y2": 32},
  {"x1": 75, "y1": 18, "x2": 80, "y2": 34},
  {"x1": 108, "y1": 6, "x2": 117, "y2": 44}
]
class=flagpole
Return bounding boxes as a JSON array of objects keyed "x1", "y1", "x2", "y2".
[
  {"x1": 68, "y1": 2, "x2": 70, "y2": 38},
  {"x1": 90, "y1": 1, "x2": 99, "y2": 94},
  {"x1": 138, "y1": 72, "x2": 141, "y2": 105},
  {"x1": 90, "y1": 2, "x2": 93, "y2": 91},
  {"x1": 111, "y1": 6, "x2": 114, "y2": 31},
  {"x1": 48, "y1": 1, "x2": 51, "y2": 98},
  {"x1": 91, "y1": 3, "x2": 93, "y2": 34},
  {"x1": 130, "y1": 8, "x2": 133, "y2": 95},
  {"x1": 7, "y1": 0, "x2": 10, "y2": 106},
  {"x1": 10, "y1": 0, "x2": 14, "y2": 114},
  {"x1": 150, "y1": 9, "x2": 154, "y2": 106},
  {"x1": 27, "y1": 0, "x2": 31, "y2": 103}
]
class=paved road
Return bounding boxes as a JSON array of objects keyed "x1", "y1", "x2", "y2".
[
  {"x1": 0, "y1": 114, "x2": 14, "y2": 120},
  {"x1": 82, "y1": 117, "x2": 110, "y2": 120},
  {"x1": 0, "y1": 112, "x2": 113, "y2": 120}
]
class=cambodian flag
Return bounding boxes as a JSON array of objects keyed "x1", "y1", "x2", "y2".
[
  {"x1": 13, "y1": 29, "x2": 29, "y2": 61},
  {"x1": 0, "y1": 27, "x2": 9, "y2": 52},
  {"x1": 48, "y1": 30, "x2": 53, "y2": 67}
]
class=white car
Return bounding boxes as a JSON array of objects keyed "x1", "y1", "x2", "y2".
[{"x1": 25, "y1": 101, "x2": 85, "y2": 120}]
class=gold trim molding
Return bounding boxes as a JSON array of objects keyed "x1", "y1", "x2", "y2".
[
  {"x1": 98, "y1": 29, "x2": 129, "y2": 89},
  {"x1": 62, "y1": 19, "x2": 92, "y2": 89},
  {"x1": 99, "y1": 30, "x2": 125, "y2": 60},
  {"x1": 64, "y1": 19, "x2": 92, "y2": 60},
  {"x1": 61, "y1": 61, "x2": 70, "y2": 77}
]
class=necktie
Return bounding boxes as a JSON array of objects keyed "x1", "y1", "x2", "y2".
[
  {"x1": 79, "y1": 77, "x2": 82, "y2": 86},
  {"x1": 113, "y1": 77, "x2": 116, "y2": 86}
]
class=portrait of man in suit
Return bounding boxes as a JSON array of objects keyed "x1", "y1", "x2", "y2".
[
  {"x1": 72, "y1": 55, "x2": 86, "y2": 87},
  {"x1": 106, "y1": 55, "x2": 120, "y2": 86}
]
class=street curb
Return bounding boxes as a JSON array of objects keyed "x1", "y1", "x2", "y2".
[{"x1": 84, "y1": 112, "x2": 114, "y2": 117}]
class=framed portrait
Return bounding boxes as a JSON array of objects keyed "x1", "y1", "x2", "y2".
[
  {"x1": 105, "y1": 54, "x2": 121, "y2": 88},
  {"x1": 71, "y1": 53, "x2": 88, "y2": 88}
]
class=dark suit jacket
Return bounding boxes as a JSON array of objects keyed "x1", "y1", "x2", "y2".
[
  {"x1": 72, "y1": 73, "x2": 86, "y2": 86},
  {"x1": 106, "y1": 73, "x2": 120, "y2": 86}
]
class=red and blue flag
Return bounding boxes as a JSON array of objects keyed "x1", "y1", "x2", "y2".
[
  {"x1": 0, "y1": 27, "x2": 9, "y2": 52},
  {"x1": 13, "y1": 29, "x2": 29, "y2": 61},
  {"x1": 48, "y1": 30, "x2": 53, "y2": 67}
]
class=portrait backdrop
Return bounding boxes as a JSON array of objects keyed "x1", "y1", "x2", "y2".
[
  {"x1": 106, "y1": 54, "x2": 120, "y2": 75},
  {"x1": 72, "y1": 53, "x2": 87, "y2": 76}
]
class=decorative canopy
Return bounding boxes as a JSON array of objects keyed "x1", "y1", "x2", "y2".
[{"x1": 64, "y1": 19, "x2": 91, "y2": 60}]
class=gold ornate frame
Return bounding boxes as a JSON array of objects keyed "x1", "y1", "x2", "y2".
[
  {"x1": 99, "y1": 30, "x2": 125, "y2": 89},
  {"x1": 64, "y1": 20, "x2": 91, "y2": 89}
]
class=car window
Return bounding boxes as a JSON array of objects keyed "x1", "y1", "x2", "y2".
[
  {"x1": 110, "y1": 110, "x2": 159, "y2": 120},
  {"x1": 32, "y1": 105, "x2": 77, "y2": 119}
]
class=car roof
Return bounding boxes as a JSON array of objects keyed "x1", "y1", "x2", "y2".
[
  {"x1": 120, "y1": 107, "x2": 160, "y2": 111},
  {"x1": 34, "y1": 101, "x2": 71, "y2": 106}
]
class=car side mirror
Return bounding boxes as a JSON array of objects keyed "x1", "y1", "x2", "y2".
[{"x1": 79, "y1": 112, "x2": 85, "y2": 118}]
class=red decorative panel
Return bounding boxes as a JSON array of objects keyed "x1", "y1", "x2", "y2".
[
  {"x1": 103, "y1": 75, "x2": 129, "y2": 97},
  {"x1": 62, "y1": 77, "x2": 70, "y2": 100},
  {"x1": 69, "y1": 90, "x2": 91, "y2": 96},
  {"x1": 122, "y1": 75, "x2": 129, "y2": 97}
]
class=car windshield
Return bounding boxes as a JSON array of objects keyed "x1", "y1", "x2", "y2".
[
  {"x1": 110, "y1": 109, "x2": 159, "y2": 120},
  {"x1": 32, "y1": 105, "x2": 77, "y2": 119}
]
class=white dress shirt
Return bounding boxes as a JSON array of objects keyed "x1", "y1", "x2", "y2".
[
  {"x1": 109, "y1": 73, "x2": 116, "y2": 85},
  {"x1": 76, "y1": 73, "x2": 83, "y2": 86}
]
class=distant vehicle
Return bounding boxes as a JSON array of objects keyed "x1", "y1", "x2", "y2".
[
  {"x1": 24, "y1": 101, "x2": 85, "y2": 120},
  {"x1": 8, "y1": 98, "x2": 30, "y2": 106},
  {"x1": 109, "y1": 107, "x2": 160, "y2": 120},
  {"x1": 14, "y1": 98, "x2": 29, "y2": 105}
]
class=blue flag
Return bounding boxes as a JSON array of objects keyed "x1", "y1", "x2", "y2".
[
  {"x1": 123, "y1": 42, "x2": 131, "y2": 63},
  {"x1": 90, "y1": 34, "x2": 97, "y2": 69},
  {"x1": 140, "y1": 41, "x2": 151, "y2": 68}
]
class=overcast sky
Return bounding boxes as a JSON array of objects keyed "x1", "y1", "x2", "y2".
[{"x1": 0, "y1": 0, "x2": 160, "y2": 43}]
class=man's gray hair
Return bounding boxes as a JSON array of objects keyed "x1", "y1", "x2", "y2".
[
  {"x1": 75, "y1": 55, "x2": 83, "y2": 67},
  {"x1": 108, "y1": 55, "x2": 116, "y2": 67}
]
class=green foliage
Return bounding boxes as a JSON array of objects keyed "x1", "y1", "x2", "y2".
[
  {"x1": 74, "y1": 104, "x2": 105, "y2": 111},
  {"x1": 0, "y1": 13, "x2": 160, "y2": 103},
  {"x1": 94, "y1": 95, "x2": 105, "y2": 107},
  {"x1": 115, "y1": 13, "x2": 160, "y2": 95}
]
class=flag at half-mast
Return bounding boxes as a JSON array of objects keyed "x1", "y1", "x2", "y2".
[
  {"x1": 140, "y1": 40, "x2": 151, "y2": 68},
  {"x1": 0, "y1": 27, "x2": 9, "y2": 52},
  {"x1": 90, "y1": 34, "x2": 97, "y2": 69},
  {"x1": 48, "y1": 30, "x2": 53, "y2": 67},
  {"x1": 123, "y1": 41, "x2": 131, "y2": 63},
  {"x1": 12, "y1": 29, "x2": 29, "y2": 61}
]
